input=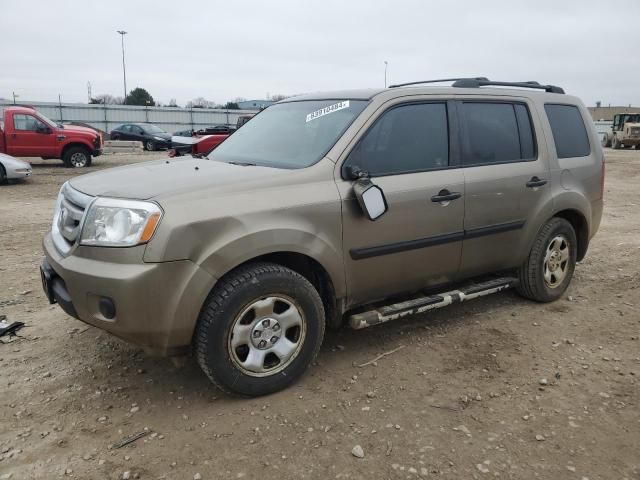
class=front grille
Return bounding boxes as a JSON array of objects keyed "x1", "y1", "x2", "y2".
[{"x1": 51, "y1": 183, "x2": 94, "y2": 255}]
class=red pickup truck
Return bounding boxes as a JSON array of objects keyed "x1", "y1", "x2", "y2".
[{"x1": 0, "y1": 106, "x2": 103, "y2": 167}]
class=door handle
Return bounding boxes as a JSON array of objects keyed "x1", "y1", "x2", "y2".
[
  {"x1": 431, "y1": 189, "x2": 462, "y2": 203},
  {"x1": 526, "y1": 176, "x2": 548, "y2": 188}
]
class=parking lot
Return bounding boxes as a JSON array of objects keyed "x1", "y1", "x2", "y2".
[{"x1": 0, "y1": 150, "x2": 638, "y2": 479}]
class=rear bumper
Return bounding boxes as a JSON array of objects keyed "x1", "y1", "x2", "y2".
[{"x1": 41, "y1": 233, "x2": 215, "y2": 356}]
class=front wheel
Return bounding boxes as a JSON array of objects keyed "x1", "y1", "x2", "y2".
[
  {"x1": 517, "y1": 218, "x2": 577, "y2": 302},
  {"x1": 144, "y1": 140, "x2": 155, "y2": 151},
  {"x1": 62, "y1": 147, "x2": 92, "y2": 168},
  {"x1": 195, "y1": 263, "x2": 325, "y2": 396},
  {"x1": 612, "y1": 136, "x2": 621, "y2": 149}
]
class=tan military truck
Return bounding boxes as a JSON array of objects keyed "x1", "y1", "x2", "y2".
[
  {"x1": 601, "y1": 113, "x2": 640, "y2": 149},
  {"x1": 41, "y1": 77, "x2": 604, "y2": 396}
]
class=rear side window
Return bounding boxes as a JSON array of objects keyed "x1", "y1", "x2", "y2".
[
  {"x1": 346, "y1": 102, "x2": 449, "y2": 176},
  {"x1": 544, "y1": 104, "x2": 590, "y2": 158},
  {"x1": 461, "y1": 102, "x2": 536, "y2": 165}
]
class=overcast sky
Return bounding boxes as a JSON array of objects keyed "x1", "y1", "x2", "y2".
[{"x1": 1, "y1": 0, "x2": 638, "y2": 106}]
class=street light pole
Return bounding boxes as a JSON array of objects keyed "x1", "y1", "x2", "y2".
[
  {"x1": 384, "y1": 61, "x2": 388, "y2": 88},
  {"x1": 117, "y1": 30, "x2": 128, "y2": 104}
]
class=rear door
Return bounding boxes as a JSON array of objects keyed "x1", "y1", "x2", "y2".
[
  {"x1": 7, "y1": 113, "x2": 57, "y2": 157},
  {"x1": 457, "y1": 99, "x2": 553, "y2": 278},
  {"x1": 337, "y1": 99, "x2": 466, "y2": 307}
]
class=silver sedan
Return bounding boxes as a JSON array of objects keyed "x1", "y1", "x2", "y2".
[{"x1": 0, "y1": 153, "x2": 32, "y2": 183}]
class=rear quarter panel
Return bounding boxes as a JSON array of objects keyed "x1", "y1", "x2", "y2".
[{"x1": 535, "y1": 96, "x2": 604, "y2": 240}]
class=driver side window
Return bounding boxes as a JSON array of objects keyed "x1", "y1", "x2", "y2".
[
  {"x1": 345, "y1": 103, "x2": 449, "y2": 177},
  {"x1": 14, "y1": 114, "x2": 45, "y2": 132}
]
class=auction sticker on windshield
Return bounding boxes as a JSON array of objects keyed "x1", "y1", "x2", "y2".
[{"x1": 306, "y1": 101, "x2": 350, "y2": 123}]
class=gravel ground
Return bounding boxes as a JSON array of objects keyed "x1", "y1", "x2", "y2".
[{"x1": 0, "y1": 150, "x2": 638, "y2": 480}]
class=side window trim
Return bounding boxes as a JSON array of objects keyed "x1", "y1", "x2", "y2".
[
  {"x1": 456, "y1": 99, "x2": 538, "y2": 168},
  {"x1": 341, "y1": 99, "x2": 458, "y2": 179}
]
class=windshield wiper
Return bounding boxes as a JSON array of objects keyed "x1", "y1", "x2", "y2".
[{"x1": 227, "y1": 161, "x2": 256, "y2": 166}]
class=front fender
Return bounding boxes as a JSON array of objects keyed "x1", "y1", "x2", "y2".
[{"x1": 197, "y1": 227, "x2": 346, "y2": 298}]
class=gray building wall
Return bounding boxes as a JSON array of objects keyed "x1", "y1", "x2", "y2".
[
  {"x1": 0, "y1": 100, "x2": 255, "y2": 134},
  {"x1": 588, "y1": 106, "x2": 640, "y2": 121}
]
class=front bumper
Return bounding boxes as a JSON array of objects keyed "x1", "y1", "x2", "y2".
[
  {"x1": 41, "y1": 233, "x2": 215, "y2": 356},
  {"x1": 92, "y1": 148, "x2": 103, "y2": 157}
]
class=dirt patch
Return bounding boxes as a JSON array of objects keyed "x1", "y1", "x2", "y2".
[{"x1": 0, "y1": 151, "x2": 638, "y2": 479}]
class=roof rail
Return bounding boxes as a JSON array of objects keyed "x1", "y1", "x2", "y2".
[
  {"x1": 452, "y1": 78, "x2": 565, "y2": 94},
  {"x1": 388, "y1": 77, "x2": 489, "y2": 88},
  {"x1": 388, "y1": 77, "x2": 565, "y2": 94}
]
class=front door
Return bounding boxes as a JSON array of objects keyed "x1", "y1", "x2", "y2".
[
  {"x1": 8, "y1": 113, "x2": 57, "y2": 157},
  {"x1": 337, "y1": 101, "x2": 465, "y2": 307},
  {"x1": 456, "y1": 99, "x2": 553, "y2": 278}
]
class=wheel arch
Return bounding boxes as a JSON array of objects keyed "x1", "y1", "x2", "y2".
[
  {"x1": 61, "y1": 141, "x2": 92, "y2": 159},
  {"x1": 553, "y1": 208, "x2": 590, "y2": 261},
  {"x1": 211, "y1": 251, "x2": 343, "y2": 329}
]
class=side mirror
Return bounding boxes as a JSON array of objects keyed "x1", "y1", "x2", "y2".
[
  {"x1": 36, "y1": 125, "x2": 51, "y2": 134},
  {"x1": 353, "y1": 178, "x2": 388, "y2": 221}
]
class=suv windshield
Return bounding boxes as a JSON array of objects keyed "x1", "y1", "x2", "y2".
[{"x1": 209, "y1": 100, "x2": 368, "y2": 168}]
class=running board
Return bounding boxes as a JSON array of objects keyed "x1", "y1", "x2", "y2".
[{"x1": 348, "y1": 277, "x2": 517, "y2": 329}]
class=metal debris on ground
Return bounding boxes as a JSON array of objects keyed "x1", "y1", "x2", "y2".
[
  {"x1": 111, "y1": 430, "x2": 150, "y2": 449},
  {"x1": 0, "y1": 315, "x2": 25, "y2": 339},
  {"x1": 356, "y1": 345, "x2": 405, "y2": 368}
]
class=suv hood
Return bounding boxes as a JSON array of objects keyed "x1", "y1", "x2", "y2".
[{"x1": 69, "y1": 157, "x2": 290, "y2": 200}]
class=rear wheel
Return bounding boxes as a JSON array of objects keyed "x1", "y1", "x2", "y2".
[
  {"x1": 517, "y1": 218, "x2": 577, "y2": 303},
  {"x1": 195, "y1": 262, "x2": 325, "y2": 396},
  {"x1": 62, "y1": 147, "x2": 92, "y2": 168}
]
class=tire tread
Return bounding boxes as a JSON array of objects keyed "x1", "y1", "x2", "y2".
[{"x1": 195, "y1": 262, "x2": 325, "y2": 396}]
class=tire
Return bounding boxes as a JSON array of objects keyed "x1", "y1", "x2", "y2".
[
  {"x1": 195, "y1": 262, "x2": 325, "y2": 397},
  {"x1": 517, "y1": 218, "x2": 577, "y2": 303},
  {"x1": 601, "y1": 134, "x2": 611, "y2": 148},
  {"x1": 612, "y1": 136, "x2": 621, "y2": 150},
  {"x1": 0, "y1": 164, "x2": 6, "y2": 184},
  {"x1": 62, "y1": 147, "x2": 92, "y2": 168},
  {"x1": 110, "y1": 133, "x2": 120, "y2": 141},
  {"x1": 144, "y1": 140, "x2": 155, "y2": 151}
]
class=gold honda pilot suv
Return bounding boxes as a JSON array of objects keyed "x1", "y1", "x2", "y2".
[{"x1": 41, "y1": 78, "x2": 604, "y2": 396}]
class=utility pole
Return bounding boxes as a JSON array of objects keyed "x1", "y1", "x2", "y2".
[
  {"x1": 384, "y1": 61, "x2": 388, "y2": 88},
  {"x1": 12, "y1": 92, "x2": 18, "y2": 104},
  {"x1": 117, "y1": 30, "x2": 128, "y2": 104}
]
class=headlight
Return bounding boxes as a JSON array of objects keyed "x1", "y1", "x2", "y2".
[
  {"x1": 80, "y1": 198, "x2": 162, "y2": 247},
  {"x1": 153, "y1": 136, "x2": 166, "y2": 141}
]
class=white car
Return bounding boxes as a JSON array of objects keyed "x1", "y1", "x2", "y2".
[{"x1": 0, "y1": 153, "x2": 32, "y2": 183}]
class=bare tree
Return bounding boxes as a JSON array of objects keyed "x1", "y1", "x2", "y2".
[{"x1": 186, "y1": 97, "x2": 217, "y2": 109}]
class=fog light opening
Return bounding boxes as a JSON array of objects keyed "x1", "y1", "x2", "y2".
[{"x1": 99, "y1": 297, "x2": 116, "y2": 320}]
